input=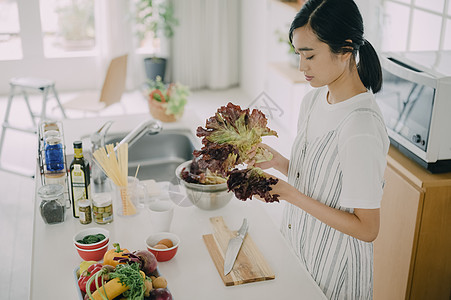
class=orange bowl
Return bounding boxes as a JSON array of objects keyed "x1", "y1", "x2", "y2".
[
  {"x1": 73, "y1": 227, "x2": 109, "y2": 250},
  {"x1": 145, "y1": 232, "x2": 180, "y2": 262},
  {"x1": 74, "y1": 243, "x2": 109, "y2": 261}
]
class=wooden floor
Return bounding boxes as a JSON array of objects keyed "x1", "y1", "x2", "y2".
[{"x1": 0, "y1": 87, "x2": 263, "y2": 299}]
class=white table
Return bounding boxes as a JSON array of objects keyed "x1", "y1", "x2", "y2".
[
  {"x1": 30, "y1": 111, "x2": 326, "y2": 299},
  {"x1": 30, "y1": 190, "x2": 326, "y2": 300}
]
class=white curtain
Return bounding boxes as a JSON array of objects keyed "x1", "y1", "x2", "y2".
[
  {"x1": 171, "y1": 0, "x2": 239, "y2": 90},
  {"x1": 96, "y1": 0, "x2": 137, "y2": 90}
]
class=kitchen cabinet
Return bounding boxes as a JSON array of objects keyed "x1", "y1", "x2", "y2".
[{"x1": 374, "y1": 146, "x2": 451, "y2": 300}]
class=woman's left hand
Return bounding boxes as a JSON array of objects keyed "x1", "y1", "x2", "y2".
[{"x1": 253, "y1": 172, "x2": 294, "y2": 202}]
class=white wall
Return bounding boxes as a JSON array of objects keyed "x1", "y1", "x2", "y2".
[
  {"x1": 355, "y1": 0, "x2": 383, "y2": 51},
  {"x1": 239, "y1": 0, "x2": 297, "y2": 98},
  {"x1": 265, "y1": 1, "x2": 298, "y2": 64},
  {"x1": 240, "y1": 0, "x2": 268, "y2": 99}
]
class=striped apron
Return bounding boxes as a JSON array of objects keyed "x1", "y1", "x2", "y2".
[{"x1": 281, "y1": 92, "x2": 384, "y2": 300}]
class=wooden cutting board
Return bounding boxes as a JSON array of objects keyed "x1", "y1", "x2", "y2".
[{"x1": 202, "y1": 216, "x2": 275, "y2": 286}]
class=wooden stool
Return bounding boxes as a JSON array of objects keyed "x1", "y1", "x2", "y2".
[{"x1": 0, "y1": 77, "x2": 66, "y2": 177}]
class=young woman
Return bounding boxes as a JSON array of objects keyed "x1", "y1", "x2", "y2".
[{"x1": 253, "y1": 0, "x2": 389, "y2": 298}]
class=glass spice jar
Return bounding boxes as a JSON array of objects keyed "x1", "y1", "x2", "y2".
[
  {"x1": 45, "y1": 136, "x2": 65, "y2": 172},
  {"x1": 38, "y1": 184, "x2": 65, "y2": 224},
  {"x1": 92, "y1": 193, "x2": 113, "y2": 224},
  {"x1": 78, "y1": 199, "x2": 92, "y2": 225}
]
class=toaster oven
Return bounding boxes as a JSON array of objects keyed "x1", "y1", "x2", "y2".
[{"x1": 375, "y1": 51, "x2": 451, "y2": 173}]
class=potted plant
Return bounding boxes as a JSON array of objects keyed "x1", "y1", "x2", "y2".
[
  {"x1": 133, "y1": 0, "x2": 179, "y2": 81},
  {"x1": 147, "y1": 76, "x2": 189, "y2": 122},
  {"x1": 56, "y1": 0, "x2": 95, "y2": 50},
  {"x1": 275, "y1": 29, "x2": 298, "y2": 68}
]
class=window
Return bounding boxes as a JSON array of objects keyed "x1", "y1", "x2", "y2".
[
  {"x1": 39, "y1": 0, "x2": 96, "y2": 57},
  {"x1": 0, "y1": 1, "x2": 154, "y2": 94},
  {"x1": 0, "y1": 0, "x2": 22, "y2": 60},
  {"x1": 132, "y1": 0, "x2": 177, "y2": 56},
  {"x1": 382, "y1": 0, "x2": 451, "y2": 51}
]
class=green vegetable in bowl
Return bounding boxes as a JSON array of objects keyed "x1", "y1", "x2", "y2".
[{"x1": 77, "y1": 233, "x2": 106, "y2": 244}]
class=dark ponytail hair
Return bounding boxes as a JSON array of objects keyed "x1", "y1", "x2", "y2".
[{"x1": 289, "y1": 0, "x2": 382, "y2": 93}]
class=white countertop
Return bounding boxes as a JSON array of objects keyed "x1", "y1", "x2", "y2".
[
  {"x1": 30, "y1": 194, "x2": 326, "y2": 299},
  {"x1": 30, "y1": 106, "x2": 326, "y2": 299}
]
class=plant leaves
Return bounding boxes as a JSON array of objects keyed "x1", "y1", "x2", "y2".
[
  {"x1": 196, "y1": 102, "x2": 277, "y2": 165},
  {"x1": 182, "y1": 102, "x2": 279, "y2": 199},
  {"x1": 227, "y1": 168, "x2": 280, "y2": 202}
]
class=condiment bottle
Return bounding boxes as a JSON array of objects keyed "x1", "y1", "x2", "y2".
[
  {"x1": 43, "y1": 122, "x2": 60, "y2": 132},
  {"x1": 92, "y1": 193, "x2": 113, "y2": 224},
  {"x1": 44, "y1": 171, "x2": 67, "y2": 195},
  {"x1": 70, "y1": 141, "x2": 91, "y2": 218},
  {"x1": 45, "y1": 136, "x2": 65, "y2": 172},
  {"x1": 78, "y1": 199, "x2": 92, "y2": 225},
  {"x1": 43, "y1": 129, "x2": 60, "y2": 143},
  {"x1": 38, "y1": 184, "x2": 65, "y2": 224}
]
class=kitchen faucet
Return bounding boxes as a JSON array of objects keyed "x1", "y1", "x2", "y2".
[
  {"x1": 90, "y1": 119, "x2": 162, "y2": 184},
  {"x1": 91, "y1": 121, "x2": 114, "y2": 150},
  {"x1": 90, "y1": 121, "x2": 114, "y2": 184},
  {"x1": 113, "y1": 119, "x2": 163, "y2": 151}
]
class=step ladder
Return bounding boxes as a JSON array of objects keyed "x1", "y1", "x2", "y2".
[{"x1": 0, "y1": 77, "x2": 67, "y2": 177}]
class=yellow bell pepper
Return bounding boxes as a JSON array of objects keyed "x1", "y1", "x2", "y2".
[{"x1": 103, "y1": 243, "x2": 129, "y2": 267}]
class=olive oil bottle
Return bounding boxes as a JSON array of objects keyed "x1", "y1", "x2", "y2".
[{"x1": 70, "y1": 141, "x2": 91, "y2": 218}]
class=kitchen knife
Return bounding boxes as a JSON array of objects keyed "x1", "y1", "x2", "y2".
[{"x1": 223, "y1": 218, "x2": 249, "y2": 276}]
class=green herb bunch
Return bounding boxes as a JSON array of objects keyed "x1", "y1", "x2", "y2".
[{"x1": 110, "y1": 263, "x2": 144, "y2": 300}]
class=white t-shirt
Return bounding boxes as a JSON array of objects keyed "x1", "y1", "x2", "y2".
[{"x1": 298, "y1": 87, "x2": 390, "y2": 209}]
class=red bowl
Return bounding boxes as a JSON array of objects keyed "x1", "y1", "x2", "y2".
[
  {"x1": 74, "y1": 243, "x2": 109, "y2": 261},
  {"x1": 145, "y1": 232, "x2": 180, "y2": 262},
  {"x1": 73, "y1": 227, "x2": 109, "y2": 250}
]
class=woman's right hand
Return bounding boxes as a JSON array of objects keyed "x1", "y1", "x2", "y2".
[{"x1": 247, "y1": 143, "x2": 288, "y2": 174}]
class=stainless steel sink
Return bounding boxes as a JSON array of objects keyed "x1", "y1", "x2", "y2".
[{"x1": 104, "y1": 129, "x2": 198, "y2": 182}]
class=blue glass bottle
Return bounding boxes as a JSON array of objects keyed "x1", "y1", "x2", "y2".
[{"x1": 45, "y1": 136, "x2": 65, "y2": 172}]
